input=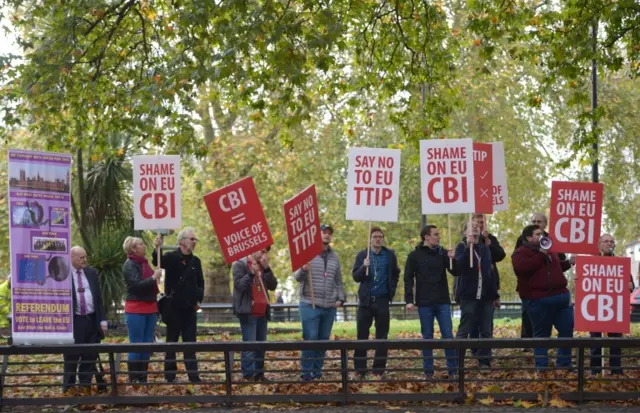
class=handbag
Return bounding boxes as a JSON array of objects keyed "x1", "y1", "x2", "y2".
[{"x1": 157, "y1": 292, "x2": 174, "y2": 324}]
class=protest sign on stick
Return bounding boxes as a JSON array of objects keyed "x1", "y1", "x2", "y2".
[
  {"x1": 346, "y1": 148, "x2": 401, "y2": 222},
  {"x1": 133, "y1": 155, "x2": 182, "y2": 231},
  {"x1": 204, "y1": 177, "x2": 273, "y2": 264},
  {"x1": 549, "y1": 181, "x2": 603, "y2": 255},
  {"x1": 490, "y1": 142, "x2": 509, "y2": 211},
  {"x1": 283, "y1": 185, "x2": 322, "y2": 272},
  {"x1": 473, "y1": 142, "x2": 493, "y2": 214},
  {"x1": 575, "y1": 255, "x2": 631, "y2": 334},
  {"x1": 420, "y1": 139, "x2": 475, "y2": 215}
]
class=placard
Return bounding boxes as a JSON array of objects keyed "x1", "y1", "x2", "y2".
[
  {"x1": 284, "y1": 185, "x2": 323, "y2": 271},
  {"x1": 133, "y1": 155, "x2": 182, "y2": 230}
]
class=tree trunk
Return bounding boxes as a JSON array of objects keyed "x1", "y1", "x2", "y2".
[{"x1": 202, "y1": 260, "x2": 232, "y2": 322}]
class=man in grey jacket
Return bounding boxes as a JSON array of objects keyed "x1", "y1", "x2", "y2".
[{"x1": 294, "y1": 224, "x2": 345, "y2": 381}]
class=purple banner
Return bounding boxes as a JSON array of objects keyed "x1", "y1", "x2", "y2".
[{"x1": 8, "y1": 150, "x2": 74, "y2": 344}]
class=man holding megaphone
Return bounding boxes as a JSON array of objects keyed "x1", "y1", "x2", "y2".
[{"x1": 512, "y1": 225, "x2": 575, "y2": 371}]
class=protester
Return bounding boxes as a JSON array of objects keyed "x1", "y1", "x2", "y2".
[
  {"x1": 459, "y1": 214, "x2": 505, "y2": 358},
  {"x1": 123, "y1": 236, "x2": 162, "y2": 383},
  {"x1": 352, "y1": 226, "x2": 400, "y2": 378},
  {"x1": 153, "y1": 228, "x2": 204, "y2": 383},
  {"x1": 516, "y1": 212, "x2": 549, "y2": 346},
  {"x1": 512, "y1": 225, "x2": 573, "y2": 371},
  {"x1": 454, "y1": 221, "x2": 498, "y2": 369},
  {"x1": 588, "y1": 234, "x2": 635, "y2": 376},
  {"x1": 63, "y1": 246, "x2": 108, "y2": 392},
  {"x1": 232, "y1": 248, "x2": 278, "y2": 381},
  {"x1": 295, "y1": 224, "x2": 345, "y2": 381},
  {"x1": 404, "y1": 225, "x2": 457, "y2": 378}
]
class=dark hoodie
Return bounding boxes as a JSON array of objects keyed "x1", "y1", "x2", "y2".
[{"x1": 404, "y1": 244, "x2": 457, "y2": 306}]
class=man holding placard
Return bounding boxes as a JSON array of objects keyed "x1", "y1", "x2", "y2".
[
  {"x1": 352, "y1": 227, "x2": 400, "y2": 378},
  {"x1": 404, "y1": 225, "x2": 457, "y2": 378},
  {"x1": 512, "y1": 225, "x2": 574, "y2": 371},
  {"x1": 152, "y1": 228, "x2": 204, "y2": 383},
  {"x1": 294, "y1": 224, "x2": 345, "y2": 381},
  {"x1": 587, "y1": 234, "x2": 634, "y2": 376}
]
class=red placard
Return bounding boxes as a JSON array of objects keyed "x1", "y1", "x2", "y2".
[
  {"x1": 575, "y1": 255, "x2": 631, "y2": 334},
  {"x1": 549, "y1": 181, "x2": 603, "y2": 255},
  {"x1": 283, "y1": 185, "x2": 323, "y2": 271},
  {"x1": 203, "y1": 177, "x2": 273, "y2": 264},
  {"x1": 473, "y1": 142, "x2": 493, "y2": 214}
]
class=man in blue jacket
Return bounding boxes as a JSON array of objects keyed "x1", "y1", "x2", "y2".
[{"x1": 352, "y1": 226, "x2": 400, "y2": 378}]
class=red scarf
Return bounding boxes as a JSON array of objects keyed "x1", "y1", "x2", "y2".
[
  {"x1": 128, "y1": 254, "x2": 159, "y2": 294},
  {"x1": 248, "y1": 256, "x2": 268, "y2": 317}
]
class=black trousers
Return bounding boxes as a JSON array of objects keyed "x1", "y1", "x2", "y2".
[
  {"x1": 521, "y1": 307, "x2": 533, "y2": 338},
  {"x1": 590, "y1": 332, "x2": 623, "y2": 375},
  {"x1": 63, "y1": 314, "x2": 99, "y2": 390},
  {"x1": 354, "y1": 297, "x2": 390, "y2": 374},
  {"x1": 165, "y1": 310, "x2": 199, "y2": 381}
]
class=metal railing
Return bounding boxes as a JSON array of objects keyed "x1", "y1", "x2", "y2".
[
  {"x1": 199, "y1": 301, "x2": 525, "y2": 323},
  {"x1": 1, "y1": 338, "x2": 639, "y2": 407}
]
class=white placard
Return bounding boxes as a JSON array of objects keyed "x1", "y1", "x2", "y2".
[
  {"x1": 420, "y1": 138, "x2": 475, "y2": 214},
  {"x1": 133, "y1": 155, "x2": 182, "y2": 230},
  {"x1": 346, "y1": 148, "x2": 401, "y2": 222}
]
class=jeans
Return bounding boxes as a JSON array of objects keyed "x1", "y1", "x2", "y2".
[
  {"x1": 590, "y1": 332, "x2": 623, "y2": 375},
  {"x1": 456, "y1": 300, "x2": 494, "y2": 366},
  {"x1": 522, "y1": 292, "x2": 574, "y2": 370},
  {"x1": 418, "y1": 304, "x2": 457, "y2": 375},
  {"x1": 126, "y1": 312, "x2": 157, "y2": 362},
  {"x1": 299, "y1": 303, "x2": 336, "y2": 379},
  {"x1": 354, "y1": 298, "x2": 390, "y2": 375},
  {"x1": 239, "y1": 315, "x2": 268, "y2": 378},
  {"x1": 165, "y1": 310, "x2": 199, "y2": 382}
]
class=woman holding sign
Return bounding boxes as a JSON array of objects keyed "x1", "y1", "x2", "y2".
[
  {"x1": 232, "y1": 248, "x2": 278, "y2": 381},
  {"x1": 122, "y1": 236, "x2": 162, "y2": 383}
]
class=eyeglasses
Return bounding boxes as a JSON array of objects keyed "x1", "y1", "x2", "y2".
[
  {"x1": 532, "y1": 220, "x2": 544, "y2": 224},
  {"x1": 189, "y1": 238, "x2": 198, "y2": 242}
]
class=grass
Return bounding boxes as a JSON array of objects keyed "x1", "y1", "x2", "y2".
[{"x1": 196, "y1": 318, "x2": 640, "y2": 342}]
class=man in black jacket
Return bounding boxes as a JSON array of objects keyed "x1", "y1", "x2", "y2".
[
  {"x1": 405, "y1": 225, "x2": 457, "y2": 378},
  {"x1": 352, "y1": 226, "x2": 400, "y2": 378},
  {"x1": 153, "y1": 228, "x2": 205, "y2": 383},
  {"x1": 63, "y1": 246, "x2": 108, "y2": 393}
]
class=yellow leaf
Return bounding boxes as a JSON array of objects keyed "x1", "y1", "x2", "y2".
[
  {"x1": 259, "y1": 404, "x2": 276, "y2": 409},
  {"x1": 478, "y1": 395, "x2": 494, "y2": 406},
  {"x1": 385, "y1": 407, "x2": 402, "y2": 411},
  {"x1": 521, "y1": 401, "x2": 537, "y2": 408},
  {"x1": 549, "y1": 398, "x2": 573, "y2": 408}
]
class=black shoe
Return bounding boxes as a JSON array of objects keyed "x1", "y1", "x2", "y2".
[
  {"x1": 189, "y1": 376, "x2": 202, "y2": 383},
  {"x1": 254, "y1": 374, "x2": 269, "y2": 382},
  {"x1": 97, "y1": 383, "x2": 109, "y2": 393}
]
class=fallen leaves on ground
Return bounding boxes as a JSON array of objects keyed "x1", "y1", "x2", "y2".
[{"x1": 2, "y1": 326, "x2": 639, "y2": 410}]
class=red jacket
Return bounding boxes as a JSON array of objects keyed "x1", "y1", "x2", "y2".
[{"x1": 512, "y1": 245, "x2": 571, "y2": 300}]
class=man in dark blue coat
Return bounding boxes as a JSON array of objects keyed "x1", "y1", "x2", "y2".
[{"x1": 352, "y1": 226, "x2": 400, "y2": 378}]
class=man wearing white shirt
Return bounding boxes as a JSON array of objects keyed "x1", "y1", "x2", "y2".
[{"x1": 63, "y1": 246, "x2": 108, "y2": 392}]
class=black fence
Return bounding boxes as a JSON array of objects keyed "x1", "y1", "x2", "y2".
[{"x1": 1, "y1": 338, "x2": 639, "y2": 407}]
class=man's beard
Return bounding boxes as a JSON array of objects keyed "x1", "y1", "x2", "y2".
[{"x1": 322, "y1": 241, "x2": 329, "y2": 246}]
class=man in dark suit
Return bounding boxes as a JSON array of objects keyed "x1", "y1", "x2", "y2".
[{"x1": 63, "y1": 246, "x2": 108, "y2": 393}]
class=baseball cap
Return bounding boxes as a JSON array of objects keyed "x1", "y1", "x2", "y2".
[{"x1": 320, "y1": 224, "x2": 334, "y2": 234}]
